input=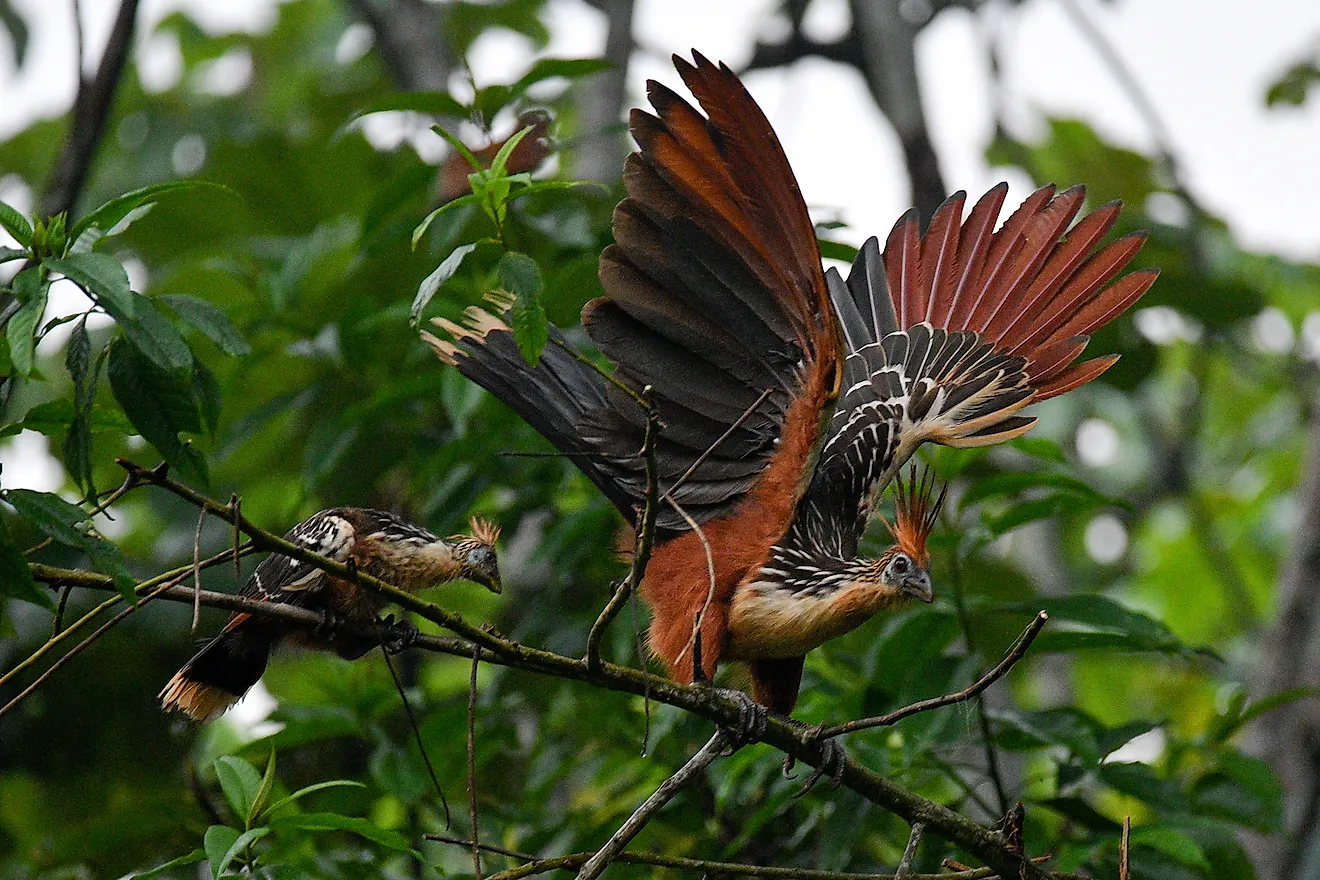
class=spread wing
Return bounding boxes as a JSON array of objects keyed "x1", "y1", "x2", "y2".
[{"x1": 238, "y1": 511, "x2": 357, "y2": 607}]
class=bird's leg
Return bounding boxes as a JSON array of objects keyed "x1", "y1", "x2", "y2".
[
  {"x1": 689, "y1": 611, "x2": 767, "y2": 745},
  {"x1": 377, "y1": 613, "x2": 420, "y2": 655},
  {"x1": 785, "y1": 721, "x2": 847, "y2": 797},
  {"x1": 313, "y1": 607, "x2": 341, "y2": 639}
]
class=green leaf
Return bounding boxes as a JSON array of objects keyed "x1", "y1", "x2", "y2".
[
  {"x1": 411, "y1": 243, "x2": 479, "y2": 327},
  {"x1": 269, "y1": 812, "x2": 410, "y2": 851},
  {"x1": 118, "y1": 849, "x2": 206, "y2": 879},
  {"x1": 215, "y1": 756, "x2": 264, "y2": 824},
  {"x1": 1266, "y1": 59, "x2": 1320, "y2": 107},
  {"x1": 260, "y1": 779, "x2": 365, "y2": 818},
  {"x1": 961, "y1": 470, "x2": 1109, "y2": 510},
  {"x1": 159, "y1": 294, "x2": 251, "y2": 356},
  {"x1": 0, "y1": 199, "x2": 31, "y2": 246},
  {"x1": 6, "y1": 266, "x2": 47, "y2": 377},
  {"x1": 511, "y1": 56, "x2": 610, "y2": 94},
  {"x1": 0, "y1": 515, "x2": 53, "y2": 610},
  {"x1": 1009, "y1": 436, "x2": 1068, "y2": 463},
  {"x1": 500, "y1": 251, "x2": 547, "y2": 364},
  {"x1": 0, "y1": 397, "x2": 132, "y2": 439},
  {"x1": 63, "y1": 318, "x2": 94, "y2": 497},
  {"x1": 818, "y1": 239, "x2": 859, "y2": 264},
  {"x1": 209, "y1": 825, "x2": 268, "y2": 879},
  {"x1": 412, "y1": 193, "x2": 482, "y2": 249},
  {"x1": 69, "y1": 180, "x2": 230, "y2": 246},
  {"x1": 0, "y1": 246, "x2": 27, "y2": 263},
  {"x1": 983, "y1": 495, "x2": 1080, "y2": 535},
  {"x1": 107, "y1": 338, "x2": 210, "y2": 487},
  {"x1": 1191, "y1": 752, "x2": 1283, "y2": 831},
  {"x1": 3, "y1": 488, "x2": 134, "y2": 601},
  {"x1": 349, "y1": 91, "x2": 467, "y2": 124},
  {"x1": 104, "y1": 293, "x2": 194, "y2": 377},
  {"x1": 44, "y1": 253, "x2": 134, "y2": 317},
  {"x1": 202, "y1": 826, "x2": 239, "y2": 879},
  {"x1": 487, "y1": 124, "x2": 534, "y2": 179},
  {"x1": 1006, "y1": 595, "x2": 1196, "y2": 658},
  {"x1": 1132, "y1": 827, "x2": 1213, "y2": 874},
  {"x1": 1101, "y1": 761, "x2": 1193, "y2": 814},
  {"x1": 430, "y1": 123, "x2": 483, "y2": 173},
  {"x1": 248, "y1": 751, "x2": 277, "y2": 827}
]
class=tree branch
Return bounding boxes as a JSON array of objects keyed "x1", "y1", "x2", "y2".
[
  {"x1": 36, "y1": 547, "x2": 1054, "y2": 879},
  {"x1": 428, "y1": 830, "x2": 1010, "y2": 880},
  {"x1": 41, "y1": 0, "x2": 141, "y2": 218},
  {"x1": 820, "y1": 612, "x2": 1047, "y2": 738},
  {"x1": 574, "y1": 730, "x2": 731, "y2": 880}
]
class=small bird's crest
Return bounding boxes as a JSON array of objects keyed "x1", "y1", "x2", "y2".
[
  {"x1": 882, "y1": 465, "x2": 946, "y2": 565},
  {"x1": 468, "y1": 516, "x2": 501, "y2": 547}
]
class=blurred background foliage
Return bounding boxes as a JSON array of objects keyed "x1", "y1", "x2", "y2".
[{"x1": 0, "y1": 1, "x2": 1317, "y2": 879}]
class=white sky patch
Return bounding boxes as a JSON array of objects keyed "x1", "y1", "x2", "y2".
[
  {"x1": 224, "y1": 679, "x2": 282, "y2": 741},
  {"x1": 334, "y1": 22, "x2": 374, "y2": 67},
  {"x1": 171, "y1": 133, "x2": 207, "y2": 175},
  {"x1": 0, "y1": 431, "x2": 66, "y2": 492},
  {"x1": 1103, "y1": 727, "x2": 1165, "y2": 765},
  {"x1": 194, "y1": 47, "x2": 253, "y2": 96},
  {"x1": 1084, "y1": 513, "x2": 1128, "y2": 564},
  {"x1": 1252, "y1": 306, "x2": 1295, "y2": 354},
  {"x1": 1076, "y1": 418, "x2": 1120, "y2": 468}
]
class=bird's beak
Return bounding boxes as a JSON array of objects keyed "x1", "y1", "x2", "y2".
[
  {"x1": 900, "y1": 570, "x2": 933, "y2": 604},
  {"x1": 470, "y1": 564, "x2": 502, "y2": 594}
]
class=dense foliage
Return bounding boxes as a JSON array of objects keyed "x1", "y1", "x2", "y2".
[{"x1": 1, "y1": 2, "x2": 1315, "y2": 878}]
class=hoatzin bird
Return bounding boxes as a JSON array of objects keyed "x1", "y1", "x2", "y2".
[
  {"x1": 426, "y1": 53, "x2": 1156, "y2": 719},
  {"x1": 160, "y1": 509, "x2": 501, "y2": 721}
]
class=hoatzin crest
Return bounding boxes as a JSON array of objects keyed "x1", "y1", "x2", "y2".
[
  {"x1": 160, "y1": 509, "x2": 501, "y2": 722},
  {"x1": 427, "y1": 53, "x2": 1157, "y2": 716}
]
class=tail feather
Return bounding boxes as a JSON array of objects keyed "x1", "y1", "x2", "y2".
[{"x1": 159, "y1": 622, "x2": 276, "y2": 722}]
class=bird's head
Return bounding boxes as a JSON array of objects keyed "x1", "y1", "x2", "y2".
[
  {"x1": 449, "y1": 517, "x2": 502, "y2": 593},
  {"x1": 876, "y1": 466, "x2": 946, "y2": 604}
]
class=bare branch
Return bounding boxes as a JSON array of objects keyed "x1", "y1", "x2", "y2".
[
  {"x1": 40, "y1": 0, "x2": 141, "y2": 218},
  {"x1": 897, "y1": 823, "x2": 925, "y2": 878},
  {"x1": 820, "y1": 612, "x2": 1048, "y2": 739},
  {"x1": 468, "y1": 647, "x2": 483, "y2": 880},
  {"x1": 573, "y1": 730, "x2": 732, "y2": 880}
]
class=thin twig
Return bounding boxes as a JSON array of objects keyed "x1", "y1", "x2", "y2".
[
  {"x1": 51, "y1": 586, "x2": 72, "y2": 637},
  {"x1": 665, "y1": 387, "x2": 774, "y2": 497},
  {"x1": 663, "y1": 493, "x2": 716, "y2": 677},
  {"x1": 230, "y1": 494, "x2": 242, "y2": 581},
  {"x1": 40, "y1": 0, "x2": 141, "y2": 218},
  {"x1": 380, "y1": 637, "x2": 452, "y2": 828},
  {"x1": 586, "y1": 387, "x2": 658, "y2": 670},
  {"x1": 1119, "y1": 816, "x2": 1130, "y2": 880},
  {"x1": 896, "y1": 822, "x2": 924, "y2": 878},
  {"x1": 948, "y1": 551, "x2": 1010, "y2": 816},
  {"x1": 468, "y1": 647, "x2": 483, "y2": 880},
  {"x1": 820, "y1": 612, "x2": 1048, "y2": 738},
  {"x1": 573, "y1": 730, "x2": 732, "y2": 880},
  {"x1": 6, "y1": 544, "x2": 255, "y2": 692},
  {"x1": 192, "y1": 507, "x2": 207, "y2": 632},
  {"x1": 0, "y1": 576, "x2": 179, "y2": 717}
]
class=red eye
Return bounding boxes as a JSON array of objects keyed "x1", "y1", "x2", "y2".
[{"x1": 892, "y1": 555, "x2": 909, "y2": 573}]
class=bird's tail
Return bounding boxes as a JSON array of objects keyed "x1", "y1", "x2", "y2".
[
  {"x1": 159, "y1": 617, "x2": 277, "y2": 722},
  {"x1": 423, "y1": 301, "x2": 643, "y2": 520},
  {"x1": 831, "y1": 185, "x2": 1158, "y2": 449}
]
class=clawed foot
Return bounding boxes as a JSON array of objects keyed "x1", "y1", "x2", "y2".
[
  {"x1": 784, "y1": 722, "x2": 846, "y2": 797},
  {"x1": 377, "y1": 614, "x2": 419, "y2": 654},
  {"x1": 700, "y1": 684, "x2": 768, "y2": 747},
  {"x1": 314, "y1": 607, "x2": 341, "y2": 638}
]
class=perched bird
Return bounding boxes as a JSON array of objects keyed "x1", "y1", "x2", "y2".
[
  {"x1": 160, "y1": 509, "x2": 501, "y2": 722},
  {"x1": 426, "y1": 53, "x2": 1156, "y2": 717}
]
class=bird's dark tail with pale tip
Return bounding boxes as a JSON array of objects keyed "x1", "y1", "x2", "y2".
[{"x1": 158, "y1": 619, "x2": 277, "y2": 722}]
